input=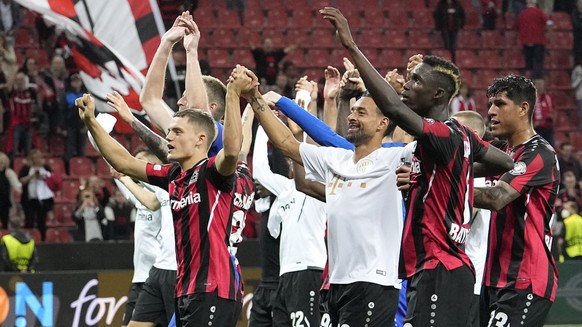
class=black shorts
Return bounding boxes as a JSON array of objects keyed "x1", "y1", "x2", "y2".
[
  {"x1": 272, "y1": 269, "x2": 322, "y2": 327},
  {"x1": 480, "y1": 286, "x2": 553, "y2": 327},
  {"x1": 248, "y1": 284, "x2": 277, "y2": 327},
  {"x1": 469, "y1": 294, "x2": 480, "y2": 327},
  {"x1": 320, "y1": 289, "x2": 331, "y2": 327},
  {"x1": 122, "y1": 282, "x2": 144, "y2": 325},
  {"x1": 329, "y1": 282, "x2": 399, "y2": 327},
  {"x1": 131, "y1": 267, "x2": 176, "y2": 325},
  {"x1": 404, "y1": 263, "x2": 475, "y2": 327},
  {"x1": 176, "y1": 291, "x2": 242, "y2": 327}
]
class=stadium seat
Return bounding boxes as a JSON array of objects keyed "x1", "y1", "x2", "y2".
[
  {"x1": 69, "y1": 157, "x2": 94, "y2": 178},
  {"x1": 330, "y1": 48, "x2": 350, "y2": 67},
  {"x1": 503, "y1": 12, "x2": 516, "y2": 30},
  {"x1": 243, "y1": 29, "x2": 262, "y2": 48},
  {"x1": 13, "y1": 157, "x2": 26, "y2": 174},
  {"x1": 549, "y1": 91, "x2": 576, "y2": 109},
  {"x1": 551, "y1": 12, "x2": 573, "y2": 30},
  {"x1": 263, "y1": 0, "x2": 285, "y2": 10},
  {"x1": 362, "y1": 10, "x2": 386, "y2": 28},
  {"x1": 457, "y1": 30, "x2": 480, "y2": 49},
  {"x1": 311, "y1": 0, "x2": 333, "y2": 10},
  {"x1": 549, "y1": 70, "x2": 573, "y2": 90},
  {"x1": 262, "y1": 29, "x2": 286, "y2": 48},
  {"x1": 386, "y1": 9, "x2": 410, "y2": 29},
  {"x1": 243, "y1": 9, "x2": 265, "y2": 28},
  {"x1": 546, "y1": 50, "x2": 574, "y2": 69},
  {"x1": 302, "y1": 68, "x2": 325, "y2": 81},
  {"x1": 404, "y1": 49, "x2": 425, "y2": 67},
  {"x1": 84, "y1": 140, "x2": 101, "y2": 158},
  {"x1": 334, "y1": 0, "x2": 359, "y2": 11},
  {"x1": 408, "y1": 30, "x2": 434, "y2": 49},
  {"x1": 379, "y1": 49, "x2": 406, "y2": 68},
  {"x1": 359, "y1": 29, "x2": 385, "y2": 49},
  {"x1": 407, "y1": 0, "x2": 428, "y2": 9},
  {"x1": 555, "y1": 112, "x2": 576, "y2": 132},
  {"x1": 57, "y1": 179, "x2": 81, "y2": 203},
  {"x1": 32, "y1": 134, "x2": 47, "y2": 154},
  {"x1": 232, "y1": 49, "x2": 256, "y2": 68},
  {"x1": 474, "y1": 69, "x2": 501, "y2": 88},
  {"x1": 286, "y1": 29, "x2": 309, "y2": 45},
  {"x1": 479, "y1": 50, "x2": 503, "y2": 69},
  {"x1": 342, "y1": 9, "x2": 362, "y2": 28},
  {"x1": 130, "y1": 134, "x2": 147, "y2": 154},
  {"x1": 360, "y1": 48, "x2": 380, "y2": 67},
  {"x1": 95, "y1": 157, "x2": 112, "y2": 179},
  {"x1": 410, "y1": 9, "x2": 434, "y2": 29},
  {"x1": 193, "y1": 7, "x2": 217, "y2": 28},
  {"x1": 47, "y1": 135, "x2": 65, "y2": 157},
  {"x1": 206, "y1": 49, "x2": 231, "y2": 68},
  {"x1": 290, "y1": 9, "x2": 314, "y2": 27},
  {"x1": 384, "y1": 30, "x2": 407, "y2": 49},
  {"x1": 266, "y1": 8, "x2": 289, "y2": 28},
  {"x1": 53, "y1": 203, "x2": 76, "y2": 227},
  {"x1": 570, "y1": 131, "x2": 582, "y2": 149},
  {"x1": 111, "y1": 134, "x2": 130, "y2": 150},
  {"x1": 502, "y1": 49, "x2": 525, "y2": 69},
  {"x1": 464, "y1": 11, "x2": 481, "y2": 29},
  {"x1": 459, "y1": 69, "x2": 474, "y2": 85},
  {"x1": 213, "y1": 29, "x2": 237, "y2": 48},
  {"x1": 456, "y1": 50, "x2": 479, "y2": 69},
  {"x1": 305, "y1": 49, "x2": 331, "y2": 68},
  {"x1": 309, "y1": 28, "x2": 337, "y2": 48},
  {"x1": 46, "y1": 157, "x2": 66, "y2": 176},
  {"x1": 430, "y1": 49, "x2": 453, "y2": 62},
  {"x1": 45, "y1": 228, "x2": 61, "y2": 243},
  {"x1": 548, "y1": 31, "x2": 573, "y2": 49},
  {"x1": 283, "y1": 49, "x2": 305, "y2": 66},
  {"x1": 245, "y1": 0, "x2": 261, "y2": 10},
  {"x1": 216, "y1": 9, "x2": 242, "y2": 28},
  {"x1": 481, "y1": 30, "x2": 502, "y2": 49},
  {"x1": 15, "y1": 28, "x2": 35, "y2": 48},
  {"x1": 24, "y1": 228, "x2": 41, "y2": 243}
]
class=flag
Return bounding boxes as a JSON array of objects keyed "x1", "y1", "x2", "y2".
[{"x1": 15, "y1": 0, "x2": 167, "y2": 117}]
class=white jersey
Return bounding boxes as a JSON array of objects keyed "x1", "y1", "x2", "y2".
[
  {"x1": 145, "y1": 184, "x2": 177, "y2": 271},
  {"x1": 253, "y1": 127, "x2": 327, "y2": 275},
  {"x1": 300, "y1": 143, "x2": 404, "y2": 287},
  {"x1": 115, "y1": 179, "x2": 161, "y2": 283},
  {"x1": 465, "y1": 177, "x2": 491, "y2": 295}
]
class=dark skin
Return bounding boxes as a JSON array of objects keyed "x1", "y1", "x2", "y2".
[{"x1": 320, "y1": 7, "x2": 513, "y2": 176}]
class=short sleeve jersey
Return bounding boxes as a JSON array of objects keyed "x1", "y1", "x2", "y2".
[
  {"x1": 484, "y1": 135, "x2": 560, "y2": 301},
  {"x1": 400, "y1": 118, "x2": 489, "y2": 279},
  {"x1": 146, "y1": 157, "x2": 242, "y2": 300}
]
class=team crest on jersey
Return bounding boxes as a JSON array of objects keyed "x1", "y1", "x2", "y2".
[
  {"x1": 509, "y1": 161, "x2": 527, "y2": 175},
  {"x1": 153, "y1": 164, "x2": 162, "y2": 171},
  {"x1": 356, "y1": 158, "x2": 374, "y2": 173},
  {"x1": 424, "y1": 118, "x2": 435, "y2": 124}
]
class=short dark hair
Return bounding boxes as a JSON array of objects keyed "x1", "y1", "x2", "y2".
[
  {"x1": 173, "y1": 109, "x2": 217, "y2": 149},
  {"x1": 422, "y1": 55, "x2": 461, "y2": 98},
  {"x1": 560, "y1": 141, "x2": 572, "y2": 149},
  {"x1": 486, "y1": 75, "x2": 537, "y2": 120},
  {"x1": 361, "y1": 91, "x2": 394, "y2": 137},
  {"x1": 203, "y1": 75, "x2": 227, "y2": 120}
]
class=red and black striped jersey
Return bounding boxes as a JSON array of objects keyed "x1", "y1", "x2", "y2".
[
  {"x1": 8, "y1": 88, "x2": 37, "y2": 127},
  {"x1": 484, "y1": 135, "x2": 560, "y2": 301},
  {"x1": 146, "y1": 157, "x2": 244, "y2": 300},
  {"x1": 400, "y1": 118, "x2": 489, "y2": 279}
]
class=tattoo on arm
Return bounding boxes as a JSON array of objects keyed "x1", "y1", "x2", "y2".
[
  {"x1": 249, "y1": 96, "x2": 267, "y2": 112},
  {"x1": 131, "y1": 120, "x2": 169, "y2": 164},
  {"x1": 474, "y1": 182, "x2": 518, "y2": 211}
]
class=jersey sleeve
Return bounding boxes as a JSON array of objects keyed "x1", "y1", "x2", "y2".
[
  {"x1": 207, "y1": 156, "x2": 237, "y2": 193},
  {"x1": 466, "y1": 127, "x2": 489, "y2": 162},
  {"x1": 299, "y1": 143, "x2": 329, "y2": 183},
  {"x1": 208, "y1": 121, "x2": 224, "y2": 157},
  {"x1": 500, "y1": 147, "x2": 556, "y2": 194},
  {"x1": 418, "y1": 119, "x2": 460, "y2": 165},
  {"x1": 146, "y1": 163, "x2": 175, "y2": 190},
  {"x1": 275, "y1": 96, "x2": 354, "y2": 150}
]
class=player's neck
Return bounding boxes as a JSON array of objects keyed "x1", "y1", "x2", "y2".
[
  {"x1": 179, "y1": 153, "x2": 208, "y2": 171},
  {"x1": 508, "y1": 125, "x2": 536, "y2": 147},
  {"x1": 353, "y1": 139, "x2": 382, "y2": 163},
  {"x1": 426, "y1": 104, "x2": 449, "y2": 122}
]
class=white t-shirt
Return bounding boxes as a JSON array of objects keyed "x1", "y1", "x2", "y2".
[
  {"x1": 115, "y1": 180, "x2": 161, "y2": 283},
  {"x1": 300, "y1": 143, "x2": 404, "y2": 287},
  {"x1": 465, "y1": 177, "x2": 491, "y2": 295},
  {"x1": 253, "y1": 127, "x2": 327, "y2": 275},
  {"x1": 146, "y1": 184, "x2": 177, "y2": 271}
]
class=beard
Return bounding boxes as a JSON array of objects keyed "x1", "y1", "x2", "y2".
[{"x1": 346, "y1": 129, "x2": 372, "y2": 146}]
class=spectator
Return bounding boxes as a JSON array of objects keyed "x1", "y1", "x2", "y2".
[
  {"x1": 517, "y1": 0, "x2": 551, "y2": 79},
  {"x1": 450, "y1": 81, "x2": 476, "y2": 114},
  {"x1": 571, "y1": 57, "x2": 582, "y2": 128},
  {"x1": 512, "y1": 0, "x2": 527, "y2": 13},
  {"x1": 104, "y1": 188, "x2": 135, "y2": 241},
  {"x1": 557, "y1": 171, "x2": 582, "y2": 209},
  {"x1": 0, "y1": 151, "x2": 20, "y2": 229},
  {"x1": 227, "y1": 0, "x2": 245, "y2": 25},
  {"x1": 0, "y1": 0, "x2": 21, "y2": 42},
  {"x1": 0, "y1": 206, "x2": 38, "y2": 272},
  {"x1": 481, "y1": 0, "x2": 499, "y2": 29},
  {"x1": 0, "y1": 32, "x2": 16, "y2": 81},
  {"x1": 20, "y1": 57, "x2": 53, "y2": 135},
  {"x1": 558, "y1": 141, "x2": 582, "y2": 182},
  {"x1": 64, "y1": 73, "x2": 88, "y2": 167},
  {"x1": 573, "y1": 1, "x2": 582, "y2": 67},
  {"x1": 533, "y1": 77, "x2": 555, "y2": 145},
  {"x1": 561, "y1": 201, "x2": 582, "y2": 260},
  {"x1": 83, "y1": 175, "x2": 111, "y2": 208},
  {"x1": 249, "y1": 37, "x2": 299, "y2": 86},
  {"x1": 42, "y1": 55, "x2": 68, "y2": 136},
  {"x1": 555, "y1": 0, "x2": 576, "y2": 12},
  {"x1": 7, "y1": 71, "x2": 38, "y2": 158},
  {"x1": 73, "y1": 188, "x2": 106, "y2": 242},
  {"x1": 433, "y1": 0, "x2": 466, "y2": 62},
  {"x1": 18, "y1": 149, "x2": 55, "y2": 242},
  {"x1": 282, "y1": 61, "x2": 300, "y2": 96}
]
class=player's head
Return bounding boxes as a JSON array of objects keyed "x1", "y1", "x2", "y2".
[
  {"x1": 203, "y1": 75, "x2": 227, "y2": 121},
  {"x1": 134, "y1": 147, "x2": 163, "y2": 165},
  {"x1": 401, "y1": 55, "x2": 460, "y2": 116},
  {"x1": 167, "y1": 109, "x2": 217, "y2": 162},
  {"x1": 453, "y1": 111, "x2": 486, "y2": 138},
  {"x1": 486, "y1": 75, "x2": 537, "y2": 139},
  {"x1": 347, "y1": 91, "x2": 390, "y2": 146},
  {"x1": 559, "y1": 141, "x2": 574, "y2": 157},
  {"x1": 263, "y1": 38, "x2": 274, "y2": 52},
  {"x1": 563, "y1": 170, "x2": 577, "y2": 189}
]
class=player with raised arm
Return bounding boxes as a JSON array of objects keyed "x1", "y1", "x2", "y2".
[
  {"x1": 473, "y1": 75, "x2": 560, "y2": 327},
  {"x1": 319, "y1": 7, "x2": 514, "y2": 326},
  {"x1": 77, "y1": 64, "x2": 255, "y2": 327}
]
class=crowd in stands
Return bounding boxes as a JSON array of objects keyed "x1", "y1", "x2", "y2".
[{"x1": 0, "y1": 0, "x2": 580, "y2": 268}]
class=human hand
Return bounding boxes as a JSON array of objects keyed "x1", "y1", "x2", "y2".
[
  {"x1": 162, "y1": 12, "x2": 187, "y2": 44},
  {"x1": 323, "y1": 66, "x2": 340, "y2": 99},
  {"x1": 109, "y1": 167, "x2": 125, "y2": 180},
  {"x1": 262, "y1": 90, "x2": 283, "y2": 106},
  {"x1": 406, "y1": 54, "x2": 423, "y2": 78},
  {"x1": 295, "y1": 76, "x2": 313, "y2": 94},
  {"x1": 396, "y1": 165, "x2": 411, "y2": 191},
  {"x1": 76, "y1": 93, "x2": 96, "y2": 122},
  {"x1": 319, "y1": 7, "x2": 356, "y2": 49},
  {"x1": 339, "y1": 69, "x2": 364, "y2": 99},
  {"x1": 180, "y1": 12, "x2": 200, "y2": 52},
  {"x1": 106, "y1": 91, "x2": 133, "y2": 123},
  {"x1": 227, "y1": 65, "x2": 259, "y2": 98},
  {"x1": 385, "y1": 69, "x2": 406, "y2": 95}
]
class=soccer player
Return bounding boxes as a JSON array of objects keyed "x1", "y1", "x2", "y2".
[
  {"x1": 319, "y1": 7, "x2": 514, "y2": 326},
  {"x1": 474, "y1": 75, "x2": 560, "y2": 327},
  {"x1": 76, "y1": 65, "x2": 255, "y2": 327},
  {"x1": 248, "y1": 68, "x2": 407, "y2": 325}
]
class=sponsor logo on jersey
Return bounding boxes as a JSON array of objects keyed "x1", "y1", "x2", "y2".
[
  {"x1": 234, "y1": 192, "x2": 254, "y2": 210},
  {"x1": 171, "y1": 192, "x2": 201, "y2": 210},
  {"x1": 509, "y1": 161, "x2": 527, "y2": 175}
]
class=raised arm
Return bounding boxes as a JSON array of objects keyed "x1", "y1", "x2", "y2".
[
  {"x1": 214, "y1": 65, "x2": 249, "y2": 176},
  {"x1": 473, "y1": 181, "x2": 521, "y2": 211},
  {"x1": 239, "y1": 104, "x2": 254, "y2": 161},
  {"x1": 77, "y1": 94, "x2": 148, "y2": 182},
  {"x1": 181, "y1": 14, "x2": 210, "y2": 113},
  {"x1": 473, "y1": 145, "x2": 515, "y2": 178},
  {"x1": 112, "y1": 170, "x2": 161, "y2": 211},
  {"x1": 139, "y1": 14, "x2": 186, "y2": 132},
  {"x1": 323, "y1": 66, "x2": 340, "y2": 131},
  {"x1": 321, "y1": 7, "x2": 425, "y2": 136},
  {"x1": 336, "y1": 59, "x2": 365, "y2": 137},
  {"x1": 252, "y1": 126, "x2": 293, "y2": 196},
  {"x1": 107, "y1": 92, "x2": 169, "y2": 164}
]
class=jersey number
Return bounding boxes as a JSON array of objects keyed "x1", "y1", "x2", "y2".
[
  {"x1": 291, "y1": 311, "x2": 305, "y2": 327},
  {"x1": 489, "y1": 311, "x2": 509, "y2": 327}
]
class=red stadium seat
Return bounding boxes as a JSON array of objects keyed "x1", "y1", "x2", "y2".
[
  {"x1": 430, "y1": 49, "x2": 453, "y2": 62},
  {"x1": 408, "y1": 0, "x2": 428, "y2": 8},
  {"x1": 570, "y1": 131, "x2": 582, "y2": 149},
  {"x1": 286, "y1": 29, "x2": 309, "y2": 45},
  {"x1": 361, "y1": 10, "x2": 386, "y2": 28},
  {"x1": 380, "y1": 49, "x2": 406, "y2": 69},
  {"x1": 309, "y1": 28, "x2": 337, "y2": 48},
  {"x1": 243, "y1": 9, "x2": 264, "y2": 28},
  {"x1": 46, "y1": 157, "x2": 66, "y2": 177},
  {"x1": 46, "y1": 228, "x2": 73, "y2": 243},
  {"x1": 548, "y1": 31, "x2": 573, "y2": 49},
  {"x1": 262, "y1": 30, "x2": 286, "y2": 48},
  {"x1": 263, "y1": 0, "x2": 285, "y2": 10},
  {"x1": 342, "y1": 9, "x2": 362, "y2": 28},
  {"x1": 14, "y1": 28, "x2": 35, "y2": 48},
  {"x1": 24, "y1": 228, "x2": 41, "y2": 243},
  {"x1": 546, "y1": 50, "x2": 574, "y2": 69},
  {"x1": 130, "y1": 134, "x2": 147, "y2": 154},
  {"x1": 551, "y1": 12, "x2": 573, "y2": 30},
  {"x1": 232, "y1": 49, "x2": 256, "y2": 68},
  {"x1": 69, "y1": 157, "x2": 94, "y2": 178},
  {"x1": 474, "y1": 69, "x2": 501, "y2": 89},
  {"x1": 384, "y1": 30, "x2": 407, "y2": 49},
  {"x1": 290, "y1": 9, "x2": 314, "y2": 27},
  {"x1": 305, "y1": 49, "x2": 331, "y2": 68},
  {"x1": 84, "y1": 141, "x2": 101, "y2": 158},
  {"x1": 549, "y1": 70, "x2": 573, "y2": 90},
  {"x1": 330, "y1": 48, "x2": 350, "y2": 67},
  {"x1": 408, "y1": 30, "x2": 434, "y2": 49},
  {"x1": 410, "y1": 9, "x2": 434, "y2": 29},
  {"x1": 215, "y1": 10, "x2": 241, "y2": 28},
  {"x1": 56, "y1": 179, "x2": 81, "y2": 203},
  {"x1": 479, "y1": 50, "x2": 503, "y2": 69},
  {"x1": 555, "y1": 112, "x2": 576, "y2": 132},
  {"x1": 213, "y1": 29, "x2": 237, "y2": 48},
  {"x1": 464, "y1": 11, "x2": 481, "y2": 29},
  {"x1": 481, "y1": 30, "x2": 502, "y2": 49},
  {"x1": 334, "y1": 0, "x2": 358, "y2": 11},
  {"x1": 206, "y1": 49, "x2": 231, "y2": 68},
  {"x1": 13, "y1": 157, "x2": 26, "y2": 174},
  {"x1": 457, "y1": 30, "x2": 480, "y2": 49},
  {"x1": 456, "y1": 50, "x2": 479, "y2": 69},
  {"x1": 95, "y1": 157, "x2": 112, "y2": 179},
  {"x1": 502, "y1": 49, "x2": 524, "y2": 69},
  {"x1": 503, "y1": 12, "x2": 516, "y2": 30},
  {"x1": 193, "y1": 7, "x2": 217, "y2": 28},
  {"x1": 359, "y1": 29, "x2": 385, "y2": 49},
  {"x1": 360, "y1": 48, "x2": 380, "y2": 67},
  {"x1": 311, "y1": 0, "x2": 333, "y2": 9},
  {"x1": 47, "y1": 135, "x2": 65, "y2": 157},
  {"x1": 266, "y1": 8, "x2": 289, "y2": 28},
  {"x1": 53, "y1": 203, "x2": 76, "y2": 227},
  {"x1": 503, "y1": 30, "x2": 519, "y2": 49},
  {"x1": 283, "y1": 49, "x2": 305, "y2": 66},
  {"x1": 386, "y1": 9, "x2": 410, "y2": 29},
  {"x1": 549, "y1": 91, "x2": 576, "y2": 110},
  {"x1": 111, "y1": 133, "x2": 130, "y2": 150},
  {"x1": 302, "y1": 68, "x2": 324, "y2": 81}
]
